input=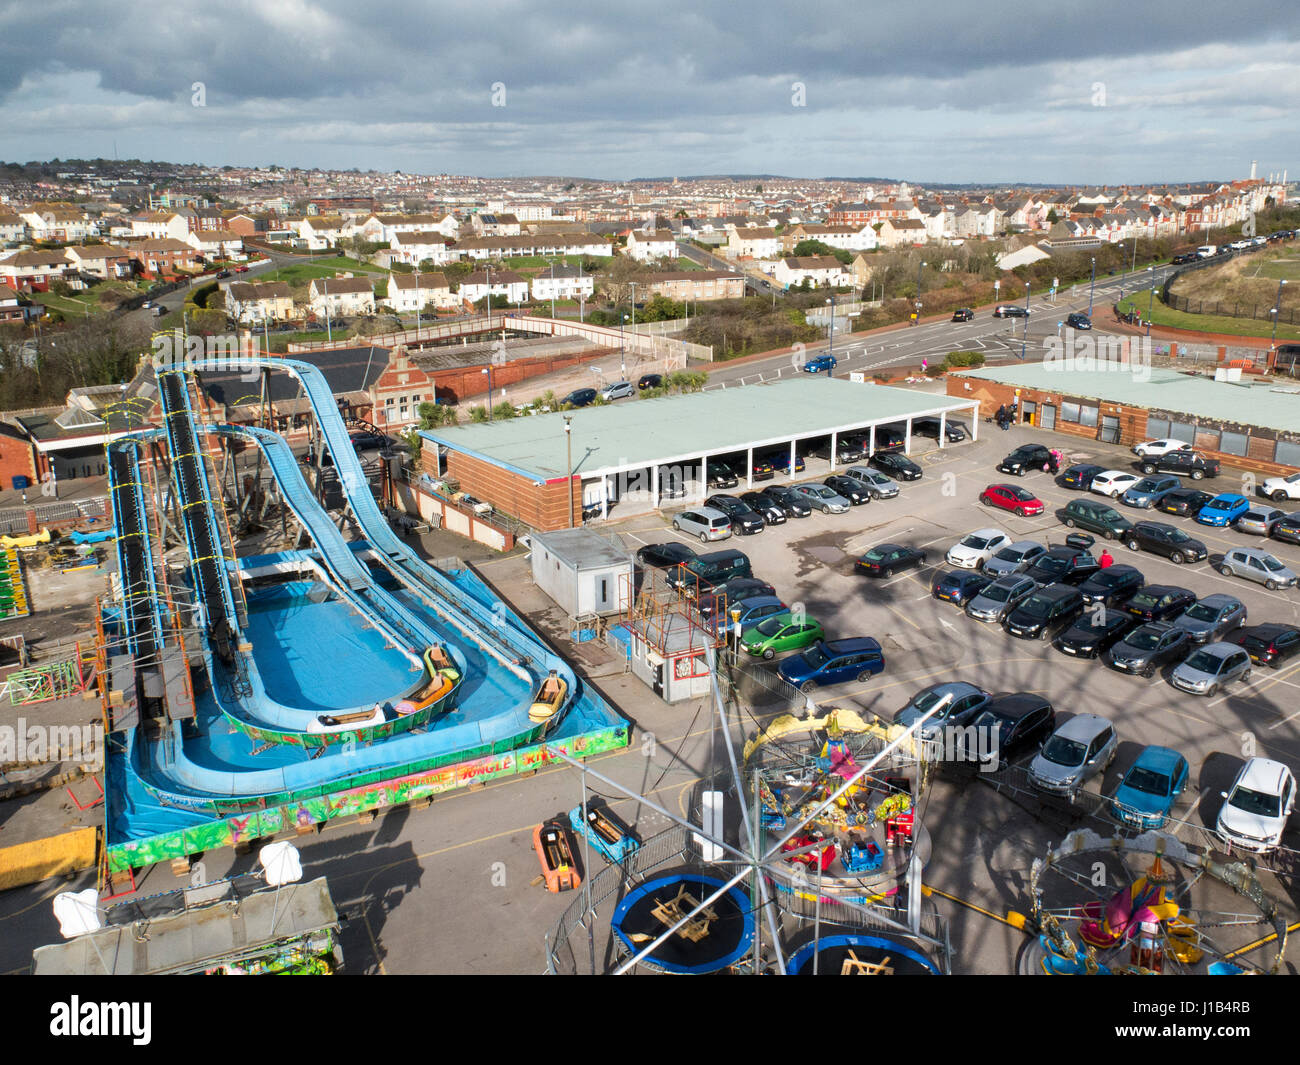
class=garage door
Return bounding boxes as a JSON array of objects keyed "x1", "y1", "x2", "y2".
[{"x1": 1040, "y1": 404, "x2": 1056, "y2": 431}]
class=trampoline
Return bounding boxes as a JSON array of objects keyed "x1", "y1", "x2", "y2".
[
  {"x1": 786, "y1": 932, "x2": 941, "y2": 975},
  {"x1": 611, "y1": 874, "x2": 755, "y2": 974}
]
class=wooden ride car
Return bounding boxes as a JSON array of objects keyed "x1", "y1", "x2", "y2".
[
  {"x1": 529, "y1": 669, "x2": 567, "y2": 724},
  {"x1": 533, "y1": 820, "x2": 581, "y2": 892}
]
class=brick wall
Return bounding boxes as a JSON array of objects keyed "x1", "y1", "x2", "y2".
[
  {"x1": 427, "y1": 445, "x2": 580, "y2": 531},
  {"x1": 428, "y1": 346, "x2": 619, "y2": 405},
  {"x1": 0, "y1": 428, "x2": 36, "y2": 490}
]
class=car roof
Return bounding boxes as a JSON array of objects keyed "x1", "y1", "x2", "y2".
[
  {"x1": 1197, "y1": 641, "x2": 1244, "y2": 658},
  {"x1": 1246, "y1": 623, "x2": 1300, "y2": 638},
  {"x1": 1134, "y1": 745, "x2": 1184, "y2": 772},
  {"x1": 692, "y1": 506, "x2": 730, "y2": 519},
  {"x1": 1052, "y1": 714, "x2": 1113, "y2": 741},
  {"x1": 735, "y1": 594, "x2": 783, "y2": 610},
  {"x1": 986, "y1": 692, "x2": 1050, "y2": 717},
  {"x1": 1196, "y1": 593, "x2": 1241, "y2": 608},
  {"x1": 967, "y1": 527, "x2": 1006, "y2": 539},
  {"x1": 824, "y1": 637, "x2": 881, "y2": 653},
  {"x1": 1004, "y1": 539, "x2": 1043, "y2": 551},
  {"x1": 1235, "y1": 758, "x2": 1293, "y2": 793}
]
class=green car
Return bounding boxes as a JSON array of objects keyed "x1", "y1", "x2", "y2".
[
  {"x1": 741, "y1": 613, "x2": 825, "y2": 660},
  {"x1": 1059, "y1": 498, "x2": 1134, "y2": 541}
]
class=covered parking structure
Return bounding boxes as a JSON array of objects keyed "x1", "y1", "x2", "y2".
[{"x1": 419, "y1": 376, "x2": 980, "y2": 530}]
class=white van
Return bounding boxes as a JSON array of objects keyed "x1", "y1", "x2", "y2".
[{"x1": 1195, "y1": 245, "x2": 1217, "y2": 258}]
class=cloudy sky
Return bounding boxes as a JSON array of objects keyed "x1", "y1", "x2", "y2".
[{"x1": 1, "y1": 1, "x2": 1296, "y2": 185}]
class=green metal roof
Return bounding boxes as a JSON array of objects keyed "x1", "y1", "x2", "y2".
[
  {"x1": 955, "y1": 365, "x2": 1300, "y2": 434},
  {"x1": 420, "y1": 377, "x2": 978, "y2": 481}
]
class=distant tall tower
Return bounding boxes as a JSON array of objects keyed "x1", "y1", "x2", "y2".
[{"x1": 1250, "y1": 160, "x2": 1257, "y2": 180}]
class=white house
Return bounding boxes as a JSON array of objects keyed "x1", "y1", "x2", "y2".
[
  {"x1": 129, "y1": 211, "x2": 190, "y2": 242},
  {"x1": 299, "y1": 216, "x2": 344, "y2": 250},
  {"x1": 784, "y1": 223, "x2": 878, "y2": 253},
  {"x1": 308, "y1": 276, "x2": 375, "y2": 317},
  {"x1": 0, "y1": 211, "x2": 28, "y2": 245},
  {"x1": 389, "y1": 229, "x2": 454, "y2": 266},
  {"x1": 225, "y1": 281, "x2": 295, "y2": 323},
  {"x1": 530, "y1": 265, "x2": 594, "y2": 302},
  {"x1": 20, "y1": 205, "x2": 91, "y2": 243},
  {"x1": 774, "y1": 255, "x2": 851, "y2": 289},
  {"x1": 727, "y1": 226, "x2": 781, "y2": 260},
  {"x1": 385, "y1": 271, "x2": 457, "y2": 313},
  {"x1": 624, "y1": 229, "x2": 678, "y2": 262},
  {"x1": 459, "y1": 269, "x2": 528, "y2": 305}
]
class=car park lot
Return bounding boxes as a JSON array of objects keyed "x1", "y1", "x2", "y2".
[{"x1": 636, "y1": 424, "x2": 1300, "y2": 866}]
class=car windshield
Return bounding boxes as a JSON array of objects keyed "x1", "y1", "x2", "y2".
[
  {"x1": 983, "y1": 583, "x2": 1018, "y2": 603},
  {"x1": 1168, "y1": 528, "x2": 1193, "y2": 542},
  {"x1": 1042, "y1": 735, "x2": 1087, "y2": 767},
  {"x1": 1261, "y1": 555, "x2": 1285, "y2": 572},
  {"x1": 1133, "y1": 479, "x2": 1160, "y2": 492},
  {"x1": 961, "y1": 534, "x2": 992, "y2": 549},
  {"x1": 803, "y1": 645, "x2": 829, "y2": 668},
  {"x1": 1011, "y1": 488, "x2": 1035, "y2": 501},
  {"x1": 1126, "y1": 629, "x2": 1162, "y2": 651},
  {"x1": 754, "y1": 615, "x2": 790, "y2": 637},
  {"x1": 1129, "y1": 592, "x2": 1159, "y2": 608},
  {"x1": 1184, "y1": 602, "x2": 1221, "y2": 622},
  {"x1": 1184, "y1": 650, "x2": 1225, "y2": 673},
  {"x1": 1228, "y1": 786, "x2": 1281, "y2": 817},
  {"x1": 806, "y1": 486, "x2": 832, "y2": 499},
  {"x1": 994, "y1": 547, "x2": 1024, "y2": 562},
  {"x1": 1035, "y1": 556, "x2": 1068, "y2": 576},
  {"x1": 1096, "y1": 571, "x2": 1127, "y2": 587},
  {"x1": 1019, "y1": 594, "x2": 1053, "y2": 618},
  {"x1": 1124, "y1": 767, "x2": 1171, "y2": 796},
  {"x1": 911, "y1": 689, "x2": 960, "y2": 718}
]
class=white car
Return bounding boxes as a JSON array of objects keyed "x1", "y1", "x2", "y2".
[
  {"x1": 1089, "y1": 470, "x2": 1141, "y2": 499},
  {"x1": 946, "y1": 528, "x2": 1011, "y2": 570},
  {"x1": 1132, "y1": 438, "x2": 1191, "y2": 459},
  {"x1": 1261, "y1": 472, "x2": 1300, "y2": 503},
  {"x1": 1216, "y1": 758, "x2": 1296, "y2": 853}
]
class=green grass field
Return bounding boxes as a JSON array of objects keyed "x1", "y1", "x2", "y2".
[
  {"x1": 1117, "y1": 296, "x2": 1300, "y2": 342},
  {"x1": 1255, "y1": 259, "x2": 1300, "y2": 281}
]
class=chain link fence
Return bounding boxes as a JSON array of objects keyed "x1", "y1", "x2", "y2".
[{"x1": 0, "y1": 497, "x2": 108, "y2": 537}]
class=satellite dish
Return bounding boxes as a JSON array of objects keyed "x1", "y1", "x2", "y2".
[
  {"x1": 53, "y1": 888, "x2": 103, "y2": 938},
  {"x1": 259, "y1": 840, "x2": 303, "y2": 886}
]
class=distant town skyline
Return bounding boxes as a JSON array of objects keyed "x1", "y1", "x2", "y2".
[{"x1": 1, "y1": 1, "x2": 1296, "y2": 185}]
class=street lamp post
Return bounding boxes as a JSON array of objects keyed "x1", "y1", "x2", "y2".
[
  {"x1": 620, "y1": 314, "x2": 628, "y2": 376},
  {"x1": 1020, "y1": 283, "x2": 1030, "y2": 361},
  {"x1": 564, "y1": 415, "x2": 574, "y2": 528},
  {"x1": 826, "y1": 297, "x2": 834, "y2": 367},
  {"x1": 1088, "y1": 257, "x2": 1096, "y2": 317},
  {"x1": 915, "y1": 260, "x2": 926, "y2": 325},
  {"x1": 481, "y1": 365, "x2": 494, "y2": 421},
  {"x1": 414, "y1": 264, "x2": 422, "y2": 335},
  {"x1": 549, "y1": 258, "x2": 556, "y2": 319},
  {"x1": 1146, "y1": 266, "x2": 1155, "y2": 339},
  {"x1": 1270, "y1": 279, "x2": 1289, "y2": 356}
]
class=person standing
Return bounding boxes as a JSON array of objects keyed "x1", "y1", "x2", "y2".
[{"x1": 1098, "y1": 549, "x2": 1114, "y2": 569}]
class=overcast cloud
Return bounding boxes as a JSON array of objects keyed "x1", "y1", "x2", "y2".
[{"x1": 0, "y1": 0, "x2": 1295, "y2": 183}]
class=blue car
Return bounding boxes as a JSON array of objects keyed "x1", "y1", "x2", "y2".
[
  {"x1": 930, "y1": 569, "x2": 994, "y2": 607},
  {"x1": 802, "y1": 353, "x2": 837, "y2": 374},
  {"x1": 568, "y1": 804, "x2": 639, "y2": 863},
  {"x1": 763, "y1": 450, "x2": 806, "y2": 474},
  {"x1": 1196, "y1": 493, "x2": 1250, "y2": 527},
  {"x1": 708, "y1": 594, "x2": 787, "y2": 637},
  {"x1": 778, "y1": 637, "x2": 884, "y2": 693},
  {"x1": 1109, "y1": 746, "x2": 1189, "y2": 829}
]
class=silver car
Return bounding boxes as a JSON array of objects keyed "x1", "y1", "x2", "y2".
[
  {"x1": 1218, "y1": 547, "x2": 1298, "y2": 591},
  {"x1": 841, "y1": 466, "x2": 900, "y2": 499},
  {"x1": 1172, "y1": 593, "x2": 1246, "y2": 645},
  {"x1": 599, "y1": 380, "x2": 635, "y2": 401},
  {"x1": 965, "y1": 574, "x2": 1038, "y2": 623},
  {"x1": 1028, "y1": 714, "x2": 1118, "y2": 798},
  {"x1": 1237, "y1": 506, "x2": 1284, "y2": 536},
  {"x1": 793, "y1": 483, "x2": 850, "y2": 513},
  {"x1": 671, "y1": 506, "x2": 733, "y2": 543},
  {"x1": 1169, "y1": 641, "x2": 1253, "y2": 696},
  {"x1": 1121, "y1": 475, "x2": 1181, "y2": 509},
  {"x1": 984, "y1": 540, "x2": 1048, "y2": 577}
]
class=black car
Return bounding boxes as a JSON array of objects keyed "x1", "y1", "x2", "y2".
[
  {"x1": 993, "y1": 305, "x2": 1030, "y2": 319},
  {"x1": 741, "y1": 491, "x2": 787, "y2": 525},
  {"x1": 1124, "y1": 585, "x2": 1196, "y2": 623},
  {"x1": 562, "y1": 387, "x2": 598, "y2": 407},
  {"x1": 951, "y1": 308, "x2": 974, "y2": 322},
  {"x1": 704, "y1": 494, "x2": 765, "y2": 534},
  {"x1": 998, "y1": 444, "x2": 1054, "y2": 476},
  {"x1": 760, "y1": 484, "x2": 811, "y2": 517},
  {"x1": 1106, "y1": 621, "x2": 1192, "y2": 677},
  {"x1": 696, "y1": 577, "x2": 778, "y2": 621},
  {"x1": 809, "y1": 439, "x2": 864, "y2": 463},
  {"x1": 1066, "y1": 312, "x2": 1092, "y2": 330},
  {"x1": 1157, "y1": 488, "x2": 1214, "y2": 518},
  {"x1": 1078, "y1": 564, "x2": 1146, "y2": 607},
  {"x1": 856, "y1": 543, "x2": 927, "y2": 577},
  {"x1": 1003, "y1": 584, "x2": 1086, "y2": 640},
  {"x1": 637, "y1": 373, "x2": 663, "y2": 389},
  {"x1": 862, "y1": 427, "x2": 906, "y2": 453},
  {"x1": 971, "y1": 693, "x2": 1056, "y2": 765},
  {"x1": 931, "y1": 569, "x2": 994, "y2": 607},
  {"x1": 349, "y1": 431, "x2": 389, "y2": 450},
  {"x1": 870, "y1": 452, "x2": 922, "y2": 480},
  {"x1": 825, "y1": 475, "x2": 871, "y2": 505},
  {"x1": 1172, "y1": 253, "x2": 1198, "y2": 265},
  {"x1": 1053, "y1": 610, "x2": 1137, "y2": 659},
  {"x1": 913, "y1": 418, "x2": 967, "y2": 442},
  {"x1": 1123, "y1": 521, "x2": 1207, "y2": 564},
  {"x1": 1270, "y1": 512, "x2": 1300, "y2": 546},
  {"x1": 1060, "y1": 464, "x2": 1105, "y2": 491},
  {"x1": 636, "y1": 542, "x2": 697, "y2": 569},
  {"x1": 1025, "y1": 546, "x2": 1100, "y2": 586},
  {"x1": 1233, "y1": 623, "x2": 1300, "y2": 667},
  {"x1": 1139, "y1": 450, "x2": 1219, "y2": 479},
  {"x1": 706, "y1": 461, "x2": 738, "y2": 489}
]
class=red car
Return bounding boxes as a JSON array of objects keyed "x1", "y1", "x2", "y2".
[
  {"x1": 980, "y1": 483, "x2": 1045, "y2": 517},
  {"x1": 235, "y1": 265, "x2": 250, "y2": 273}
]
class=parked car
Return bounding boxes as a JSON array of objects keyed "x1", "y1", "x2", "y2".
[
  {"x1": 1172, "y1": 594, "x2": 1247, "y2": 645},
  {"x1": 760, "y1": 484, "x2": 811, "y2": 517},
  {"x1": 657, "y1": 465, "x2": 687, "y2": 499},
  {"x1": 1065, "y1": 312, "x2": 1092, "y2": 330},
  {"x1": 1105, "y1": 621, "x2": 1191, "y2": 677},
  {"x1": 893, "y1": 681, "x2": 991, "y2": 738},
  {"x1": 824, "y1": 475, "x2": 871, "y2": 505},
  {"x1": 842, "y1": 466, "x2": 900, "y2": 498},
  {"x1": 947, "y1": 528, "x2": 1011, "y2": 569},
  {"x1": 1157, "y1": 488, "x2": 1215, "y2": 517},
  {"x1": 599, "y1": 380, "x2": 635, "y2": 401},
  {"x1": 1025, "y1": 545, "x2": 1100, "y2": 586},
  {"x1": 705, "y1": 461, "x2": 739, "y2": 489},
  {"x1": 762, "y1": 449, "x2": 806, "y2": 475},
  {"x1": 1029, "y1": 715, "x2": 1117, "y2": 798},
  {"x1": 636, "y1": 541, "x2": 697, "y2": 569},
  {"x1": 671, "y1": 507, "x2": 734, "y2": 543},
  {"x1": 740, "y1": 491, "x2": 787, "y2": 525},
  {"x1": 1216, "y1": 758, "x2": 1296, "y2": 853},
  {"x1": 778, "y1": 637, "x2": 885, "y2": 693},
  {"x1": 980, "y1": 483, "x2": 1045, "y2": 517},
  {"x1": 1078, "y1": 564, "x2": 1145, "y2": 607},
  {"x1": 1169, "y1": 641, "x2": 1253, "y2": 695},
  {"x1": 869, "y1": 452, "x2": 922, "y2": 481},
  {"x1": 969, "y1": 693, "x2": 1056, "y2": 767},
  {"x1": 914, "y1": 418, "x2": 967, "y2": 442},
  {"x1": 856, "y1": 543, "x2": 928, "y2": 577},
  {"x1": 1133, "y1": 438, "x2": 1192, "y2": 459},
  {"x1": 709, "y1": 594, "x2": 788, "y2": 638},
  {"x1": 1060, "y1": 464, "x2": 1105, "y2": 490},
  {"x1": 1122, "y1": 475, "x2": 1182, "y2": 509},
  {"x1": 1003, "y1": 584, "x2": 1086, "y2": 640},
  {"x1": 348, "y1": 431, "x2": 389, "y2": 450},
  {"x1": 1060, "y1": 498, "x2": 1134, "y2": 540},
  {"x1": 984, "y1": 540, "x2": 1048, "y2": 577},
  {"x1": 1122, "y1": 521, "x2": 1208, "y2": 564},
  {"x1": 998, "y1": 444, "x2": 1055, "y2": 476},
  {"x1": 1259, "y1": 472, "x2": 1300, "y2": 503},
  {"x1": 704, "y1": 494, "x2": 766, "y2": 535},
  {"x1": 1233, "y1": 623, "x2": 1300, "y2": 667},
  {"x1": 1124, "y1": 585, "x2": 1196, "y2": 623},
  {"x1": 993, "y1": 304, "x2": 1030, "y2": 318},
  {"x1": 1089, "y1": 470, "x2": 1141, "y2": 499},
  {"x1": 1218, "y1": 547, "x2": 1298, "y2": 590},
  {"x1": 794, "y1": 483, "x2": 851, "y2": 513},
  {"x1": 931, "y1": 569, "x2": 995, "y2": 607},
  {"x1": 1269, "y1": 511, "x2": 1300, "y2": 545},
  {"x1": 666, "y1": 549, "x2": 753, "y2": 596},
  {"x1": 802, "y1": 353, "x2": 837, "y2": 374},
  {"x1": 637, "y1": 373, "x2": 663, "y2": 390},
  {"x1": 695, "y1": 577, "x2": 777, "y2": 621},
  {"x1": 1196, "y1": 493, "x2": 1250, "y2": 527},
  {"x1": 1237, "y1": 506, "x2": 1285, "y2": 536},
  {"x1": 748, "y1": 458, "x2": 775, "y2": 482},
  {"x1": 562, "y1": 387, "x2": 598, "y2": 408},
  {"x1": 1139, "y1": 450, "x2": 1219, "y2": 479},
  {"x1": 857, "y1": 427, "x2": 906, "y2": 453},
  {"x1": 809, "y1": 439, "x2": 863, "y2": 464},
  {"x1": 1110, "y1": 747, "x2": 1189, "y2": 829},
  {"x1": 951, "y1": 308, "x2": 974, "y2": 322},
  {"x1": 740, "y1": 613, "x2": 826, "y2": 660},
  {"x1": 965, "y1": 574, "x2": 1038, "y2": 623},
  {"x1": 1054, "y1": 610, "x2": 1138, "y2": 659}
]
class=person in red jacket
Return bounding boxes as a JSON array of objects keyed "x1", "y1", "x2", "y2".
[{"x1": 1098, "y1": 549, "x2": 1114, "y2": 569}]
